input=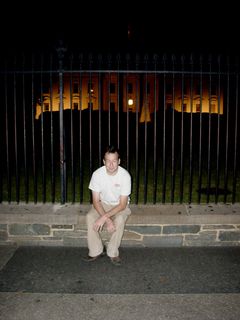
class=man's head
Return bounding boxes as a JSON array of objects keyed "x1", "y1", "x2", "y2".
[{"x1": 103, "y1": 145, "x2": 120, "y2": 175}]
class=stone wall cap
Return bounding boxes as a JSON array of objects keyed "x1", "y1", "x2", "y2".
[{"x1": 0, "y1": 202, "x2": 240, "y2": 216}]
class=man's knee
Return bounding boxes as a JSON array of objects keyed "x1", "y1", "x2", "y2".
[
  {"x1": 86, "y1": 210, "x2": 97, "y2": 224},
  {"x1": 114, "y1": 214, "x2": 126, "y2": 227}
]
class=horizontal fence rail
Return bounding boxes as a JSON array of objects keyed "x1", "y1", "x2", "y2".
[{"x1": 0, "y1": 51, "x2": 239, "y2": 205}]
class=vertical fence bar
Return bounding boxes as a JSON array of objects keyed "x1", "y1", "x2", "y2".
[
  {"x1": 98, "y1": 54, "x2": 102, "y2": 166},
  {"x1": 40, "y1": 55, "x2": 46, "y2": 203},
  {"x1": 107, "y1": 55, "x2": 111, "y2": 145},
  {"x1": 189, "y1": 55, "x2": 194, "y2": 204},
  {"x1": 79, "y1": 54, "x2": 83, "y2": 203},
  {"x1": 98, "y1": 69, "x2": 102, "y2": 165},
  {"x1": 57, "y1": 43, "x2": 66, "y2": 204},
  {"x1": 88, "y1": 54, "x2": 93, "y2": 202},
  {"x1": 22, "y1": 54, "x2": 28, "y2": 203},
  {"x1": 13, "y1": 58, "x2": 19, "y2": 203},
  {"x1": 153, "y1": 55, "x2": 158, "y2": 204},
  {"x1": 162, "y1": 55, "x2": 167, "y2": 203},
  {"x1": 215, "y1": 55, "x2": 221, "y2": 203},
  {"x1": 143, "y1": 73, "x2": 148, "y2": 204},
  {"x1": 0, "y1": 83, "x2": 2, "y2": 201},
  {"x1": 135, "y1": 70, "x2": 139, "y2": 205},
  {"x1": 49, "y1": 55, "x2": 55, "y2": 203},
  {"x1": 180, "y1": 55, "x2": 185, "y2": 203},
  {"x1": 31, "y1": 55, "x2": 37, "y2": 203},
  {"x1": 232, "y1": 58, "x2": 239, "y2": 203},
  {"x1": 108, "y1": 71, "x2": 111, "y2": 145},
  {"x1": 70, "y1": 55, "x2": 75, "y2": 203},
  {"x1": 198, "y1": 55, "x2": 203, "y2": 203},
  {"x1": 134, "y1": 54, "x2": 140, "y2": 204},
  {"x1": 171, "y1": 55, "x2": 176, "y2": 204},
  {"x1": 224, "y1": 58, "x2": 230, "y2": 203},
  {"x1": 206, "y1": 55, "x2": 212, "y2": 203},
  {"x1": 126, "y1": 54, "x2": 130, "y2": 171},
  {"x1": 4, "y1": 61, "x2": 11, "y2": 202},
  {"x1": 0, "y1": 85, "x2": 1, "y2": 202},
  {"x1": 143, "y1": 55, "x2": 149, "y2": 204},
  {"x1": 117, "y1": 55, "x2": 120, "y2": 149}
]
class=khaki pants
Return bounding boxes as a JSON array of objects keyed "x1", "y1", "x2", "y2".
[{"x1": 86, "y1": 203, "x2": 131, "y2": 258}]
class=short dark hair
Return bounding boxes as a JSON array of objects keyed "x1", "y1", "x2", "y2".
[{"x1": 104, "y1": 145, "x2": 120, "y2": 158}]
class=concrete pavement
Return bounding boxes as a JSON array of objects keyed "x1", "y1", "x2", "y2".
[
  {"x1": 0, "y1": 245, "x2": 240, "y2": 319},
  {"x1": 1, "y1": 292, "x2": 240, "y2": 320}
]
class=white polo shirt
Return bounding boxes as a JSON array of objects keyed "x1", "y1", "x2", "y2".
[{"x1": 88, "y1": 165, "x2": 131, "y2": 205}]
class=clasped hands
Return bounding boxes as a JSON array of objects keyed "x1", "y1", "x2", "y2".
[{"x1": 93, "y1": 214, "x2": 116, "y2": 233}]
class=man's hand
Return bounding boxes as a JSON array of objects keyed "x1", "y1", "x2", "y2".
[
  {"x1": 105, "y1": 218, "x2": 116, "y2": 233},
  {"x1": 93, "y1": 215, "x2": 108, "y2": 232},
  {"x1": 93, "y1": 215, "x2": 116, "y2": 233}
]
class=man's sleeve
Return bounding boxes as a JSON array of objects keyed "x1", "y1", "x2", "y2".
[
  {"x1": 121, "y1": 173, "x2": 131, "y2": 196},
  {"x1": 88, "y1": 172, "x2": 100, "y2": 192}
]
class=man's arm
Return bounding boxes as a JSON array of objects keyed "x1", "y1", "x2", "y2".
[
  {"x1": 92, "y1": 191, "x2": 106, "y2": 217},
  {"x1": 92, "y1": 191, "x2": 128, "y2": 232},
  {"x1": 104, "y1": 195, "x2": 128, "y2": 217}
]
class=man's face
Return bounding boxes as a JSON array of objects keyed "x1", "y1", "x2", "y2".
[{"x1": 103, "y1": 152, "x2": 120, "y2": 175}]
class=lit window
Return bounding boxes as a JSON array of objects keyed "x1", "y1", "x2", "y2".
[
  {"x1": 88, "y1": 83, "x2": 94, "y2": 94},
  {"x1": 211, "y1": 84, "x2": 217, "y2": 95},
  {"x1": 182, "y1": 104, "x2": 187, "y2": 112},
  {"x1": 196, "y1": 104, "x2": 201, "y2": 112},
  {"x1": 127, "y1": 83, "x2": 133, "y2": 93},
  {"x1": 110, "y1": 102, "x2": 115, "y2": 111},
  {"x1": 110, "y1": 83, "x2": 116, "y2": 94},
  {"x1": 88, "y1": 102, "x2": 93, "y2": 109},
  {"x1": 147, "y1": 82, "x2": 150, "y2": 94},
  {"x1": 44, "y1": 103, "x2": 49, "y2": 111},
  {"x1": 166, "y1": 84, "x2": 172, "y2": 94},
  {"x1": 73, "y1": 103, "x2": 78, "y2": 110},
  {"x1": 210, "y1": 104, "x2": 216, "y2": 113},
  {"x1": 73, "y1": 83, "x2": 79, "y2": 94}
]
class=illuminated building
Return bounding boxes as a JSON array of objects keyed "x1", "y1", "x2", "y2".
[{"x1": 35, "y1": 73, "x2": 223, "y2": 120}]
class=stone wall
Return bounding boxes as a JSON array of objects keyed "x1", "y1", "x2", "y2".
[{"x1": 0, "y1": 203, "x2": 240, "y2": 247}]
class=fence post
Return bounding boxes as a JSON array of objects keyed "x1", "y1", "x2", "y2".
[{"x1": 56, "y1": 41, "x2": 67, "y2": 204}]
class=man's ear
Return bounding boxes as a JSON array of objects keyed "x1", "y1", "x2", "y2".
[
  {"x1": 118, "y1": 158, "x2": 121, "y2": 164},
  {"x1": 103, "y1": 159, "x2": 106, "y2": 165}
]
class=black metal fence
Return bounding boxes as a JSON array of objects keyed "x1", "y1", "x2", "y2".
[{"x1": 0, "y1": 49, "x2": 239, "y2": 205}]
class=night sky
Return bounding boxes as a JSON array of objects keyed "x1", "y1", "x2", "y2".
[{"x1": 1, "y1": 2, "x2": 239, "y2": 56}]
